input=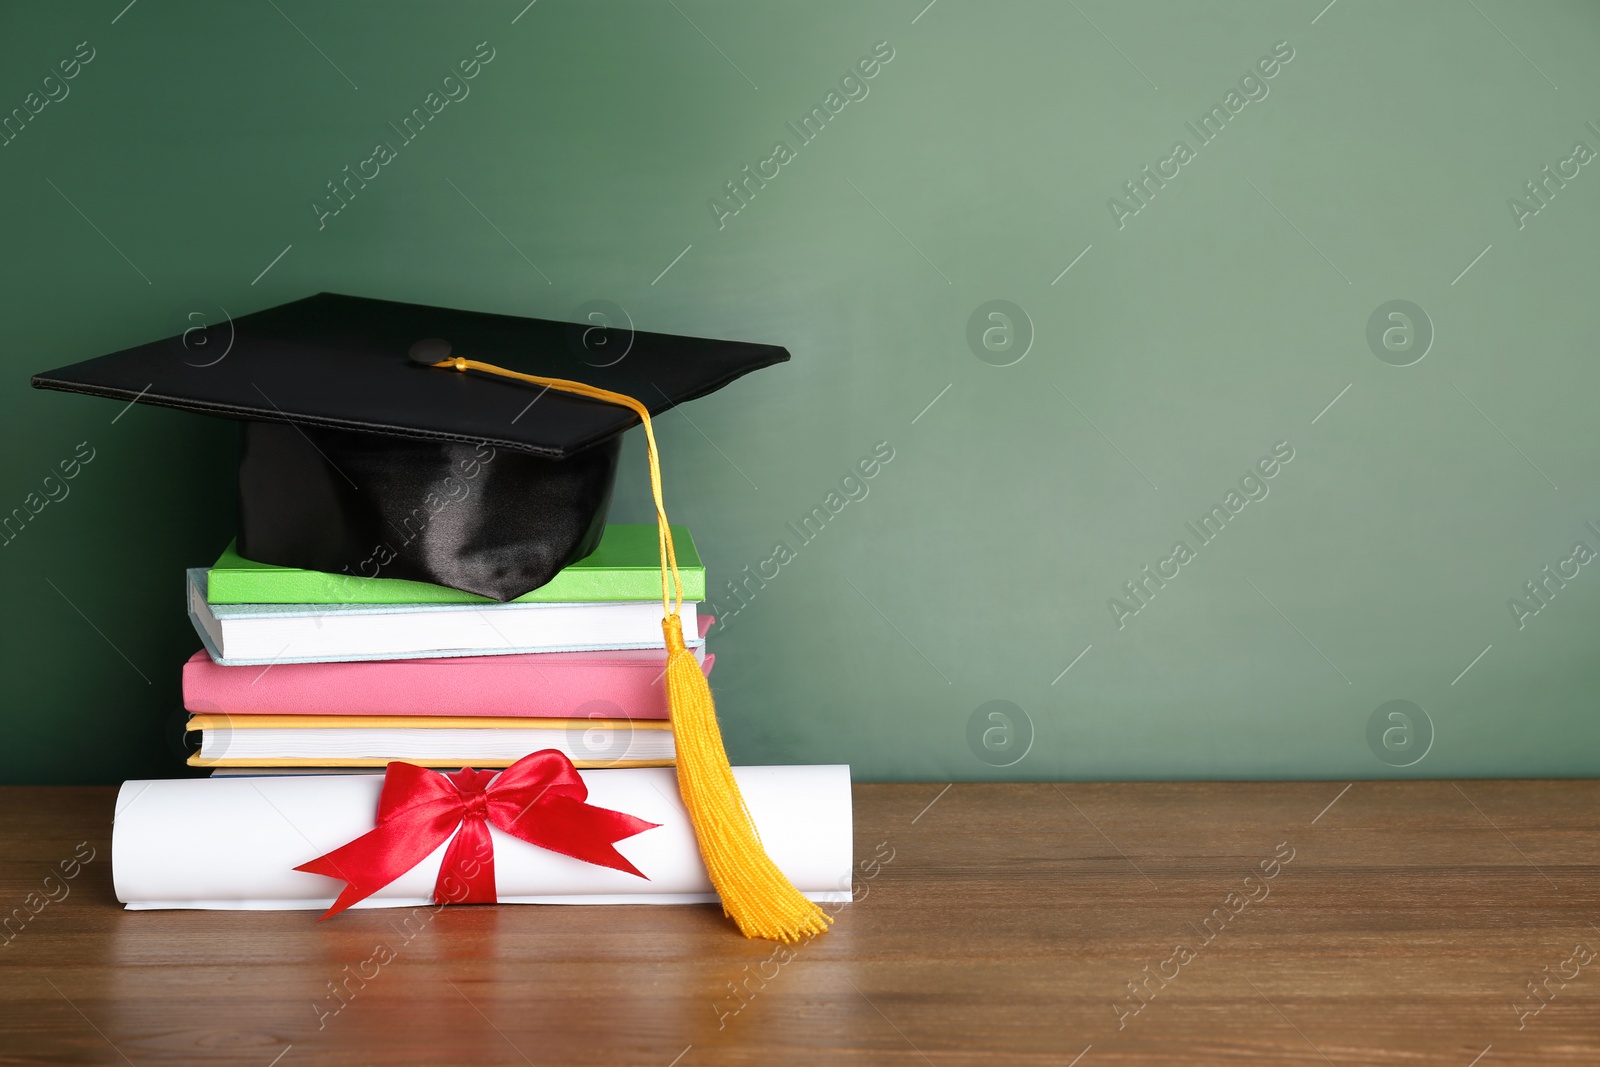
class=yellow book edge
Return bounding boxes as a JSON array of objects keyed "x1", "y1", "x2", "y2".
[{"x1": 186, "y1": 715, "x2": 672, "y2": 731}]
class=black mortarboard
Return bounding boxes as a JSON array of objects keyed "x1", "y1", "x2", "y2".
[{"x1": 30, "y1": 293, "x2": 787, "y2": 601}]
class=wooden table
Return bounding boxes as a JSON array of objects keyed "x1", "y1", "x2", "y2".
[{"x1": 1, "y1": 781, "x2": 1596, "y2": 1065}]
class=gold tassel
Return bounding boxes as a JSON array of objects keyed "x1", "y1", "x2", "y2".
[
  {"x1": 431, "y1": 356, "x2": 831, "y2": 942},
  {"x1": 662, "y1": 613, "x2": 831, "y2": 941}
]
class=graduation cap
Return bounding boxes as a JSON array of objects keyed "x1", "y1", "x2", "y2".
[
  {"x1": 31, "y1": 292, "x2": 786, "y2": 602},
  {"x1": 31, "y1": 292, "x2": 829, "y2": 942}
]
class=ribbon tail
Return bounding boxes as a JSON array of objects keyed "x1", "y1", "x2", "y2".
[
  {"x1": 305, "y1": 874, "x2": 376, "y2": 923},
  {"x1": 496, "y1": 796, "x2": 659, "y2": 879},
  {"x1": 295, "y1": 817, "x2": 453, "y2": 921}
]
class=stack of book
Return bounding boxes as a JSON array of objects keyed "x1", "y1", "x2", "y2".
[
  {"x1": 179, "y1": 524, "x2": 710, "y2": 775},
  {"x1": 39, "y1": 293, "x2": 853, "y2": 932}
]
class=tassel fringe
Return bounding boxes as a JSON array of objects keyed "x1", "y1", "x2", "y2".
[{"x1": 664, "y1": 616, "x2": 832, "y2": 942}]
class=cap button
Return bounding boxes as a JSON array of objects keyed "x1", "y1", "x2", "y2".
[{"x1": 408, "y1": 337, "x2": 452, "y2": 365}]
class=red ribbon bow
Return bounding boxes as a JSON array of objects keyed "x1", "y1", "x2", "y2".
[{"x1": 295, "y1": 750, "x2": 659, "y2": 919}]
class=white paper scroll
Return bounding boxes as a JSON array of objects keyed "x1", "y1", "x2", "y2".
[{"x1": 113, "y1": 765, "x2": 853, "y2": 910}]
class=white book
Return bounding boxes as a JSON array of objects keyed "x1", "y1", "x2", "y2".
[{"x1": 186, "y1": 569, "x2": 700, "y2": 666}]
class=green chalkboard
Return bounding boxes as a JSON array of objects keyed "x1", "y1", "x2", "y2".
[{"x1": 2, "y1": 0, "x2": 1597, "y2": 782}]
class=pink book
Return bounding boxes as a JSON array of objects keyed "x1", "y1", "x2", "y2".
[{"x1": 183, "y1": 617, "x2": 714, "y2": 719}]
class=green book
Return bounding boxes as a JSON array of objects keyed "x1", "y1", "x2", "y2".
[{"x1": 206, "y1": 524, "x2": 704, "y2": 605}]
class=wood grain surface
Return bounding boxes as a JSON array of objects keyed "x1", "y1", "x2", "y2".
[{"x1": 1, "y1": 780, "x2": 1596, "y2": 1065}]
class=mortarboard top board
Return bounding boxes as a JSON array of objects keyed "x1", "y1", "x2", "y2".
[{"x1": 30, "y1": 292, "x2": 788, "y2": 601}]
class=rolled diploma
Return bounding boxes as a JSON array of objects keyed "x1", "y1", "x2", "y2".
[{"x1": 113, "y1": 765, "x2": 853, "y2": 910}]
